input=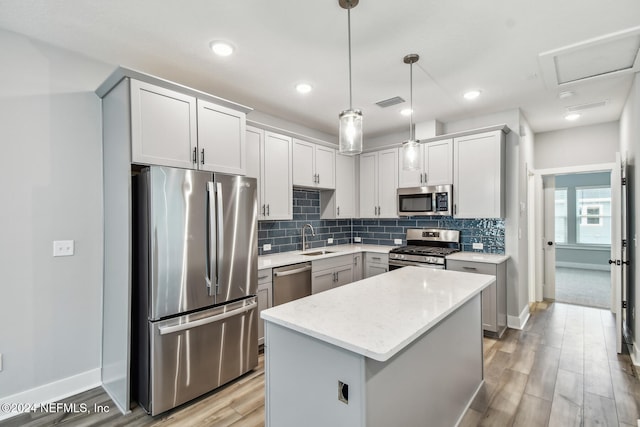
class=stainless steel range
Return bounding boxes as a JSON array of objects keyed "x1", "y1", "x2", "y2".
[{"x1": 389, "y1": 229, "x2": 460, "y2": 270}]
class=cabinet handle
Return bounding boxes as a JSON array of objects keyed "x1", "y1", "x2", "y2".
[
  {"x1": 201, "y1": 148, "x2": 205, "y2": 165},
  {"x1": 267, "y1": 204, "x2": 270, "y2": 216},
  {"x1": 333, "y1": 272, "x2": 337, "y2": 282},
  {"x1": 371, "y1": 257, "x2": 381, "y2": 261},
  {"x1": 258, "y1": 275, "x2": 269, "y2": 280},
  {"x1": 462, "y1": 266, "x2": 478, "y2": 271},
  {"x1": 424, "y1": 173, "x2": 427, "y2": 183},
  {"x1": 337, "y1": 206, "x2": 340, "y2": 216},
  {"x1": 317, "y1": 174, "x2": 320, "y2": 184},
  {"x1": 454, "y1": 204, "x2": 457, "y2": 215},
  {"x1": 192, "y1": 147, "x2": 197, "y2": 164},
  {"x1": 354, "y1": 257, "x2": 358, "y2": 266},
  {"x1": 262, "y1": 204, "x2": 266, "y2": 216}
]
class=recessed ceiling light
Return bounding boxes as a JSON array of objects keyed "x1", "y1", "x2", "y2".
[
  {"x1": 559, "y1": 90, "x2": 574, "y2": 99},
  {"x1": 565, "y1": 112, "x2": 581, "y2": 121},
  {"x1": 296, "y1": 83, "x2": 312, "y2": 94},
  {"x1": 463, "y1": 90, "x2": 481, "y2": 100},
  {"x1": 210, "y1": 41, "x2": 234, "y2": 57},
  {"x1": 400, "y1": 108, "x2": 413, "y2": 116}
]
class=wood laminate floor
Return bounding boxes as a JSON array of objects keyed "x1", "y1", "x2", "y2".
[{"x1": 3, "y1": 301, "x2": 639, "y2": 426}]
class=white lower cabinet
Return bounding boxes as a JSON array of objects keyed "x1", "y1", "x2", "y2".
[
  {"x1": 447, "y1": 259, "x2": 507, "y2": 337},
  {"x1": 364, "y1": 253, "x2": 389, "y2": 278},
  {"x1": 257, "y1": 268, "x2": 273, "y2": 346},
  {"x1": 312, "y1": 255, "x2": 354, "y2": 294}
]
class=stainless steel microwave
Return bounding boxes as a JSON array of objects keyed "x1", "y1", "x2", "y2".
[{"x1": 397, "y1": 185, "x2": 452, "y2": 216}]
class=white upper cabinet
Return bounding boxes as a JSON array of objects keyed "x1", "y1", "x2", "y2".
[
  {"x1": 359, "y1": 148, "x2": 398, "y2": 218},
  {"x1": 196, "y1": 99, "x2": 246, "y2": 175},
  {"x1": 453, "y1": 130, "x2": 505, "y2": 218},
  {"x1": 130, "y1": 79, "x2": 197, "y2": 169},
  {"x1": 262, "y1": 131, "x2": 293, "y2": 220},
  {"x1": 398, "y1": 139, "x2": 453, "y2": 188},
  {"x1": 129, "y1": 79, "x2": 247, "y2": 174},
  {"x1": 320, "y1": 152, "x2": 356, "y2": 219},
  {"x1": 292, "y1": 139, "x2": 335, "y2": 189}
]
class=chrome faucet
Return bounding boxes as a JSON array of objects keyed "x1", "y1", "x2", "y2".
[{"x1": 302, "y1": 223, "x2": 316, "y2": 251}]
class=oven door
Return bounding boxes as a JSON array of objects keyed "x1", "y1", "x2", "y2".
[{"x1": 388, "y1": 259, "x2": 445, "y2": 271}]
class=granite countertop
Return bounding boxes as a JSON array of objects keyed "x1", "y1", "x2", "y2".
[
  {"x1": 258, "y1": 244, "x2": 395, "y2": 270},
  {"x1": 261, "y1": 266, "x2": 494, "y2": 362},
  {"x1": 446, "y1": 252, "x2": 510, "y2": 264}
]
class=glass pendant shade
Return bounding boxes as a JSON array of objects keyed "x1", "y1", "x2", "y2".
[
  {"x1": 402, "y1": 139, "x2": 420, "y2": 170},
  {"x1": 339, "y1": 109, "x2": 363, "y2": 155}
]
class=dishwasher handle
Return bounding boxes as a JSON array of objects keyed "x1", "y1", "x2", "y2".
[{"x1": 273, "y1": 265, "x2": 312, "y2": 277}]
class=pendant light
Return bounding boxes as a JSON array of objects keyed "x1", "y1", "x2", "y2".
[
  {"x1": 402, "y1": 53, "x2": 420, "y2": 171},
  {"x1": 338, "y1": 0, "x2": 363, "y2": 155}
]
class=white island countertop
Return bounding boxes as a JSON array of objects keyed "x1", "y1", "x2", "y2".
[
  {"x1": 258, "y1": 243, "x2": 394, "y2": 269},
  {"x1": 446, "y1": 252, "x2": 510, "y2": 264},
  {"x1": 261, "y1": 266, "x2": 495, "y2": 362}
]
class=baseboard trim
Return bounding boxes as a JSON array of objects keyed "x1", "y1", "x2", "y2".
[
  {"x1": 556, "y1": 261, "x2": 610, "y2": 272},
  {"x1": 507, "y1": 305, "x2": 530, "y2": 330},
  {"x1": 0, "y1": 368, "x2": 101, "y2": 422}
]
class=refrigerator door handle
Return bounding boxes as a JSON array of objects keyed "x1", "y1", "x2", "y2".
[
  {"x1": 214, "y1": 181, "x2": 224, "y2": 295},
  {"x1": 158, "y1": 301, "x2": 257, "y2": 335},
  {"x1": 207, "y1": 182, "x2": 217, "y2": 296}
]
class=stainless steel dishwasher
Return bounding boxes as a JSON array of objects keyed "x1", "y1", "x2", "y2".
[{"x1": 273, "y1": 262, "x2": 312, "y2": 306}]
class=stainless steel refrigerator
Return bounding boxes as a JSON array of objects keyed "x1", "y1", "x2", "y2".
[{"x1": 132, "y1": 166, "x2": 258, "y2": 415}]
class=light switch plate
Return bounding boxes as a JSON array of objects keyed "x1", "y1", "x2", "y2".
[
  {"x1": 472, "y1": 242, "x2": 483, "y2": 250},
  {"x1": 394, "y1": 239, "x2": 402, "y2": 245},
  {"x1": 327, "y1": 238, "x2": 334, "y2": 244},
  {"x1": 53, "y1": 240, "x2": 74, "y2": 257},
  {"x1": 263, "y1": 243, "x2": 272, "y2": 251},
  {"x1": 354, "y1": 237, "x2": 362, "y2": 243}
]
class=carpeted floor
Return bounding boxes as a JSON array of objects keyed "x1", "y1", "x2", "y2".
[{"x1": 555, "y1": 266, "x2": 611, "y2": 308}]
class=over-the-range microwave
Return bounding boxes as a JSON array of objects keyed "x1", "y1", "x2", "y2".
[{"x1": 397, "y1": 184, "x2": 452, "y2": 216}]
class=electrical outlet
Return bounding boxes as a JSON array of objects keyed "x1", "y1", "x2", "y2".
[
  {"x1": 263, "y1": 243, "x2": 272, "y2": 251},
  {"x1": 327, "y1": 238, "x2": 334, "y2": 244},
  {"x1": 53, "y1": 240, "x2": 74, "y2": 257},
  {"x1": 354, "y1": 237, "x2": 361, "y2": 243},
  {"x1": 472, "y1": 242, "x2": 483, "y2": 250},
  {"x1": 338, "y1": 381, "x2": 349, "y2": 404},
  {"x1": 394, "y1": 239, "x2": 402, "y2": 245}
]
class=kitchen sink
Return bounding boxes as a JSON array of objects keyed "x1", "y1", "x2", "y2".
[{"x1": 302, "y1": 250, "x2": 335, "y2": 256}]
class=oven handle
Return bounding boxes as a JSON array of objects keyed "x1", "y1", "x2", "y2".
[{"x1": 388, "y1": 259, "x2": 445, "y2": 269}]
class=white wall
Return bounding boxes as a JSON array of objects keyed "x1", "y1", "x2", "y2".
[
  {"x1": 620, "y1": 72, "x2": 639, "y2": 362},
  {"x1": 535, "y1": 122, "x2": 619, "y2": 169},
  {"x1": 0, "y1": 29, "x2": 112, "y2": 405}
]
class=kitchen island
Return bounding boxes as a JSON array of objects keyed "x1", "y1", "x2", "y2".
[{"x1": 261, "y1": 266, "x2": 495, "y2": 427}]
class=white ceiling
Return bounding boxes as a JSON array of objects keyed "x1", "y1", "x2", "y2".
[{"x1": 1, "y1": 0, "x2": 639, "y2": 140}]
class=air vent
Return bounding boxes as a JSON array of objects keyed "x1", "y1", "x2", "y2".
[
  {"x1": 375, "y1": 96, "x2": 405, "y2": 108},
  {"x1": 566, "y1": 100, "x2": 608, "y2": 112}
]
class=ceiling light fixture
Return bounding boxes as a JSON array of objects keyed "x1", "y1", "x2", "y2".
[
  {"x1": 338, "y1": 0, "x2": 363, "y2": 156},
  {"x1": 463, "y1": 90, "x2": 481, "y2": 100},
  {"x1": 296, "y1": 83, "x2": 313, "y2": 94},
  {"x1": 402, "y1": 53, "x2": 420, "y2": 171},
  {"x1": 210, "y1": 41, "x2": 234, "y2": 57},
  {"x1": 400, "y1": 108, "x2": 413, "y2": 117},
  {"x1": 565, "y1": 112, "x2": 581, "y2": 121}
]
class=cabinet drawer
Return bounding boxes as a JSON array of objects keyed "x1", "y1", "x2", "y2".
[
  {"x1": 447, "y1": 260, "x2": 496, "y2": 276},
  {"x1": 312, "y1": 254, "x2": 353, "y2": 272},
  {"x1": 258, "y1": 268, "x2": 272, "y2": 285},
  {"x1": 365, "y1": 252, "x2": 389, "y2": 264}
]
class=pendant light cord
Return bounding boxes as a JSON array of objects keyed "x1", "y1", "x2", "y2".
[
  {"x1": 347, "y1": 8, "x2": 353, "y2": 110},
  {"x1": 409, "y1": 61, "x2": 414, "y2": 140}
]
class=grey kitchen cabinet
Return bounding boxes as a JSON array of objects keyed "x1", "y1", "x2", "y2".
[
  {"x1": 364, "y1": 253, "x2": 389, "y2": 278},
  {"x1": 352, "y1": 253, "x2": 363, "y2": 282},
  {"x1": 447, "y1": 259, "x2": 507, "y2": 337},
  {"x1": 257, "y1": 268, "x2": 273, "y2": 346},
  {"x1": 312, "y1": 255, "x2": 354, "y2": 294}
]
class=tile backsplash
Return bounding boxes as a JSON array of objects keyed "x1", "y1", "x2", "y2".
[{"x1": 258, "y1": 189, "x2": 505, "y2": 255}]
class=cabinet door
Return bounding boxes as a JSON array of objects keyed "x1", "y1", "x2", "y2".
[
  {"x1": 335, "y1": 153, "x2": 355, "y2": 218},
  {"x1": 130, "y1": 79, "x2": 196, "y2": 168},
  {"x1": 263, "y1": 132, "x2": 293, "y2": 220},
  {"x1": 197, "y1": 99, "x2": 246, "y2": 175},
  {"x1": 424, "y1": 139, "x2": 452, "y2": 185},
  {"x1": 315, "y1": 145, "x2": 335, "y2": 189},
  {"x1": 292, "y1": 139, "x2": 316, "y2": 187},
  {"x1": 365, "y1": 264, "x2": 387, "y2": 278},
  {"x1": 378, "y1": 148, "x2": 398, "y2": 218},
  {"x1": 352, "y1": 254, "x2": 363, "y2": 281},
  {"x1": 257, "y1": 281, "x2": 272, "y2": 346},
  {"x1": 312, "y1": 270, "x2": 335, "y2": 294},
  {"x1": 454, "y1": 131, "x2": 504, "y2": 218},
  {"x1": 398, "y1": 144, "x2": 424, "y2": 188},
  {"x1": 334, "y1": 265, "x2": 353, "y2": 288},
  {"x1": 246, "y1": 126, "x2": 264, "y2": 219},
  {"x1": 359, "y1": 152, "x2": 378, "y2": 218}
]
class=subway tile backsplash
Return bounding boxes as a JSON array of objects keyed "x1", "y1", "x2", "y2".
[{"x1": 258, "y1": 189, "x2": 505, "y2": 255}]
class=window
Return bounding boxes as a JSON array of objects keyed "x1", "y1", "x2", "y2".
[
  {"x1": 554, "y1": 188, "x2": 567, "y2": 244},
  {"x1": 576, "y1": 186, "x2": 611, "y2": 244}
]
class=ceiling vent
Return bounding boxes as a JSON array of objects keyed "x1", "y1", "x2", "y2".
[
  {"x1": 375, "y1": 96, "x2": 405, "y2": 108},
  {"x1": 566, "y1": 100, "x2": 608, "y2": 113},
  {"x1": 539, "y1": 26, "x2": 640, "y2": 88}
]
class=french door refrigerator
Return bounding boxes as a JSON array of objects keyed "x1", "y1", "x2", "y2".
[{"x1": 132, "y1": 166, "x2": 258, "y2": 415}]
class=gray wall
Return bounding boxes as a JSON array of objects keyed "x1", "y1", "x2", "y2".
[
  {"x1": 535, "y1": 122, "x2": 619, "y2": 169},
  {"x1": 0, "y1": 29, "x2": 112, "y2": 399}
]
